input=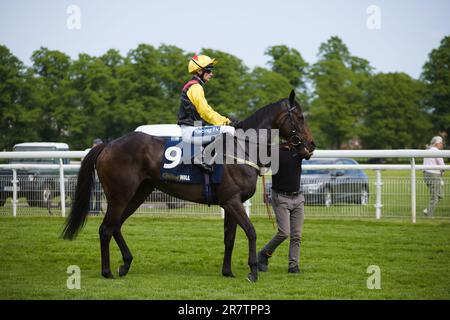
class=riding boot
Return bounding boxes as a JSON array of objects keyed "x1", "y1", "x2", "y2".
[
  {"x1": 196, "y1": 162, "x2": 214, "y2": 174},
  {"x1": 192, "y1": 146, "x2": 215, "y2": 175},
  {"x1": 191, "y1": 152, "x2": 214, "y2": 174}
]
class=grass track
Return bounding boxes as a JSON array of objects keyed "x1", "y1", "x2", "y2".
[{"x1": 0, "y1": 216, "x2": 449, "y2": 299}]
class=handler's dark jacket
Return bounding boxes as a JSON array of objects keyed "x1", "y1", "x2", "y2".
[{"x1": 272, "y1": 148, "x2": 303, "y2": 193}]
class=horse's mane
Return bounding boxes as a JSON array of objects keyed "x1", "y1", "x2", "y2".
[{"x1": 238, "y1": 98, "x2": 288, "y2": 130}]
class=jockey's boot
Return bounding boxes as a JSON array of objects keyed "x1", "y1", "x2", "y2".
[
  {"x1": 192, "y1": 148, "x2": 214, "y2": 175},
  {"x1": 196, "y1": 162, "x2": 213, "y2": 174}
]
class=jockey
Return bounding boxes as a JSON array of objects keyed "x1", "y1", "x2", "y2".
[{"x1": 178, "y1": 54, "x2": 235, "y2": 173}]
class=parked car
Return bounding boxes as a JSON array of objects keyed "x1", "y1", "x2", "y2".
[
  {"x1": 0, "y1": 140, "x2": 186, "y2": 211},
  {"x1": 264, "y1": 158, "x2": 369, "y2": 206},
  {"x1": 0, "y1": 142, "x2": 79, "y2": 210}
]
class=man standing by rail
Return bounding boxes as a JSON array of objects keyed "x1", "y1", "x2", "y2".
[
  {"x1": 423, "y1": 136, "x2": 445, "y2": 217},
  {"x1": 257, "y1": 144, "x2": 305, "y2": 274}
]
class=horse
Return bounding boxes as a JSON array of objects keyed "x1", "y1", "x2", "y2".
[{"x1": 61, "y1": 90, "x2": 315, "y2": 282}]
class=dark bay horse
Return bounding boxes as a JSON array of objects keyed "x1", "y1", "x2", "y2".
[{"x1": 62, "y1": 90, "x2": 315, "y2": 282}]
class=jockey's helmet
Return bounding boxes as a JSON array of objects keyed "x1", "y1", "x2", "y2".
[{"x1": 188, "y1": 54, "x2": 217, "y2": 74}]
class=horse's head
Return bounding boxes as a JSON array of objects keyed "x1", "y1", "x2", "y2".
[{"x1": 275, "y1": 90, "x2": 316, "y2": 160}]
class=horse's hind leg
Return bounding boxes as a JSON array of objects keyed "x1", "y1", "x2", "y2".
[
  {"x1": 113, "y1": 229, "x2": 132, "y2": 277},
  {"x1": 222, "y1": 211, "x2": 237, "y2": 278},
  {"x1": 99, "y1": 205, "x2": 125, "y2": 279},
  {"x1": 114, "y1": 181, "x2": 154, "y2": 277}
]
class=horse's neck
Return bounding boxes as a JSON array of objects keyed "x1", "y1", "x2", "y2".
[
  {"x1": 239, "y1": 100, "x2": 285, "y2": 131},
  {"x1": 229, "y1": 101, "x2": 285, "y2": 170},
  {"x1": 240, "y1": 113, "x2": 274, "y2": 131}
]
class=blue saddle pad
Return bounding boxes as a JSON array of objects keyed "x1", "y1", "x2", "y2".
[{"x1": 160, "y1": 138, "x2": 223, "y2": 184}]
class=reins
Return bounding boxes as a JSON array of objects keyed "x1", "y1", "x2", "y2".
[{"x1": 261, "y1": 173, "x2": 276, "y2": 229}]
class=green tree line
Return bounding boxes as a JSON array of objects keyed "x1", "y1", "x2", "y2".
[{"x1": 1, "y1": 36, "x2": 449, "y2": 150}]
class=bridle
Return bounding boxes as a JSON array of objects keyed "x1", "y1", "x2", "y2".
[{"x1": 278, "y1": 103, "x2": 313, "y2": 154}]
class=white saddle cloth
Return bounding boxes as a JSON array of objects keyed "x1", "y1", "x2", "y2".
[
  {"x1": 135, "y1": 124, "x2": 235, "y2": 144},
  {"x1": 135, "y1": 124, "x2": 182, "y2": 137}
]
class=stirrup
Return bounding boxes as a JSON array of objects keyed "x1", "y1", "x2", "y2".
[{"x1": 196, "y1": 163, "x2": 213, "y2": 174}]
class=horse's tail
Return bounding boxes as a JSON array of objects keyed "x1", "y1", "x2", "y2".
[{"x1": 61, "y1": 143, "x2": 106, "y2": 240}]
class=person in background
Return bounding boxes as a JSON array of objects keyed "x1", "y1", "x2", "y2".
[
  {"x1": 89, "y1": 138, "x2": 103, "y2": 215},
  {"x1": 423, "y1": 136, "x2": 445, "y2": 217},
  {"x1": 257, "y1": 144, "x2": 305, "y2": 274}
]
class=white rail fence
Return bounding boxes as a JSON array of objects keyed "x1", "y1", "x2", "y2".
[{"x1": 1, "y1": 150, "x2": 450, "y2": 222}]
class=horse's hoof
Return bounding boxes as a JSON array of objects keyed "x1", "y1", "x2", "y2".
[
  {"x1": 222, "y1": 271, "x2": 235, "y2": 278},
  {"x1": 102, "y1": 271, "x2": 114, "y2": 279},
  {"x1": 247, "y1": 273, "x2": 258, "y2": 283},
  {"x1": 118, "y1": 265, "x2": 129, "y2": 277}
]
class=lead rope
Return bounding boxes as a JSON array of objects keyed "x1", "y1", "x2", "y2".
[{"x1": 261, "y1": 174, "x2": 276, "y2": 229}]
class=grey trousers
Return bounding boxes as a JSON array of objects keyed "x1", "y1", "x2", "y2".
[
  {"x1": 263, "y1": 190, "x2": 305, "y2": 269},
  {"x1": 423, "y1": 171, "x2": 444, "y2": 216}
]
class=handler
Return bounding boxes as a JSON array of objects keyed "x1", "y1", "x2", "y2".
[
  {"x1": 178, "y1": 54, "x2": 235, "y2": 173},
  {"x1": 257, "y1": 144, "x2": 305, "y2": 274}
]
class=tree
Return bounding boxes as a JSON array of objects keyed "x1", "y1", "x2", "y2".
[
  {"x1": 361, "y1": 73, "x2": 432, "y2": 148},
  {"x1": 265, "y1": 45, "x2": 309, "y2": 90},
  {"x1": 157, "y1": 44, "x2": 189, "y2": 100},
  {"x1": 421, "y1": 36, "x2": 450, "y2": 137},
  {"x1": 30, "y1": 47, "x2": 72, "y2": 142},
  {"x1": 0, "y1": 45, "x2": 43, "y2": 150},
  {"x1": 264, "y1": 45, "x2": 310, "y2": 111},
  {"x1": 319, "y1": 36, "x2": 348, "y2": 59},
  {"x1": 123, "y1": 44, "x2": 172, "y2": 125},
  {"x1": 62, "y1": 52, "x2": 127, "y2": 147},
  {"x1": 245, "y1": 67, "x2": 293, "y2": 114},
  {"x1": 3, "y1": 41, "x2": 438, "y2": 152},
  {"x1": 310, "y1": 37, "x2": 372, "y2": 148}
]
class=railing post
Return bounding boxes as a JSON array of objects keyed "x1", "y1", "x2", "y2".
[
  {"x1": 244, "y1": 199, "x2": 251, "y2": 217},
  {"x1": 221, "y1": 201, "x2": 250, "y2": 218},
  {"x1": 59, "y1": 159, "x2": 66, "y2": 217},
  {"x1": 411, "y1": 158, "x2": 416, "y2": 224},
  {"x1": 374, "y1": 170, "x2": 382, "y2": 219},
  {"x1": 12, "y1": 169, "x2": 18, "y2": 217}
]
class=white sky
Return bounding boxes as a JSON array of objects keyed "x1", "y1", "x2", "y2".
[{"x1": 1, "y1": 0, "x2": 449, "y2": 79}]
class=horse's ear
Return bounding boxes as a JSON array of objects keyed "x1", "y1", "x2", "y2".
[{"x1": 289, "y1": 90, "x2": 296, "y2": 105}]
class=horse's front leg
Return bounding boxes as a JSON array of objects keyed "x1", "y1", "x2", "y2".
[
  {"x1": 222, "y1": 196, "x2": 258, "y2": 282},
  {"x1": 222, "y1": 210, "x2": 237, "y2": 278}
]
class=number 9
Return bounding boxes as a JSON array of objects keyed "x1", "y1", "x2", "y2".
[{"x1": 163, "y1": 146, "x2": 182, "y2": 169}]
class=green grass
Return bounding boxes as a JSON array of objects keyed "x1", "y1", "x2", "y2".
[{"x1": 1, "y1": 216, "x2": 449, "y2": 299}]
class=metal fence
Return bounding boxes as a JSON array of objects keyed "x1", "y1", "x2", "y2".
[
  {"x1": 1, "y1": 149, "x2": 450, "y2": 221},
  {"x1": 1, "y1": 170, "x2": 449, "y2": 220}
]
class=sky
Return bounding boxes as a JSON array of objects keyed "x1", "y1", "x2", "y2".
[{"x1": 1, "y1": 0, "x2": 449, "y2": 79}]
